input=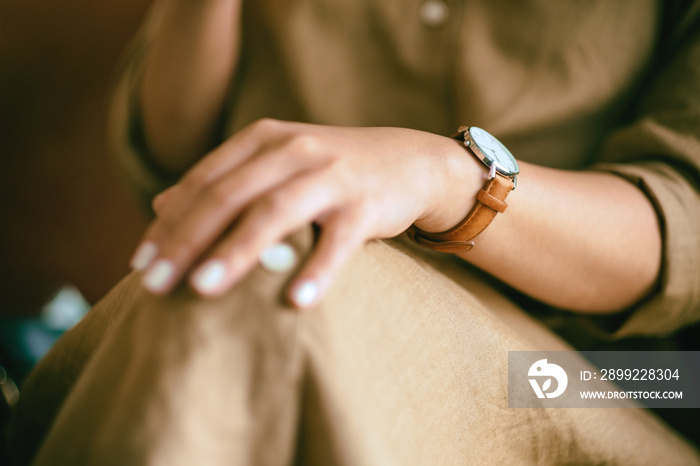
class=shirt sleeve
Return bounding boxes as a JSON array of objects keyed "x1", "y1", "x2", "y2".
[
  {"x1": 107, "y1": 4, "x2": 177, "y2": 210},
  {"x1": 589, "y1": 5, "x2": 700, "y2": 337}
]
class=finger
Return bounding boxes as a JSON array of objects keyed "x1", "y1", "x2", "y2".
[
  {"x1": 156, "y1": 119, "x2": 302, "y2": 222},
  {"x1": 139, "y1": 141, "x2": 331, "y2": 295},
  {"x1": 129, "y1": 119, "x2": 290, "y2": 271},
  {"x1": 287, "y1": 211, "x2": 368, "y2": 309},
  {"x1": 177, "y1": 119, "x2": 274, "y2": 187},
  {"x1": 187, "y1": 171, "x2": 341, "y2": 296},
  {"x1": 129, "y1": 185, "x2": 182, "y2": 271},
  {"x1": 152, "y1": 184, "x2": 180, "y2": 217},
  {"x1": 140, "y1": 128, "x2": 272, "y2": 238}
]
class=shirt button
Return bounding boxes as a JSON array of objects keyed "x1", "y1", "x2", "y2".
[{"x1": 419, "y1": 0, "x2": 449, "y2": 27}]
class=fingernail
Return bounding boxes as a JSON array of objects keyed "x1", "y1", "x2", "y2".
[
  {"x1": 130, "y1": 242, "x2": 158, "y2": 271},
  {"x1": 259, "y1": 242, "x2": 296, "y2": 273},
  {"x1": 292, "y1": 280, "x2": 318, "y2": 308},
  {"x1": 192, "y1": 260, "x2": 227, "y2": 294},
  {"x1": 143, "y1": 260, "x2": 175, "y2": 293}
]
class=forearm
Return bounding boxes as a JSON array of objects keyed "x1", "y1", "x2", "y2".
[
  {"x1": 141, "y1": 0, "x2": 242, "y2": 174},
  {"x1": 414, "y1": 145, "x2": 662, "y2": 314}
]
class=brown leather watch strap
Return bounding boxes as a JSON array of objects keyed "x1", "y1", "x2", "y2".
[{"x1": 408, "y1": 174, "x2": 514, "y2": 253}]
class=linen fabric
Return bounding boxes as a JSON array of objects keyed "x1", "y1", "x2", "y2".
[{"x1": 10, "y1": 231, "x2": 700, "y2": 465}]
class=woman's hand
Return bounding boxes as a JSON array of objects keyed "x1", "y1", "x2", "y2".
[{"x1": 129, "y1": 119, "x2": 480, "y2": 308}]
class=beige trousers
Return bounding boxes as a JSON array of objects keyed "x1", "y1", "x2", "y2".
[{"x1": 9, "y1": 229, "x2": 700, "y2": 465}]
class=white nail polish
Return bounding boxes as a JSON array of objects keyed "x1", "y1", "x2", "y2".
[
  {"x1": 143, "y1": 260, "x2": 175, "y2": 292},
  {"x1": 259, "y1": 243, "x2": 296, "y2": 273},
  {"x1": 293, "y1": 281, "x2": 318, "y2": 308},
  {"x1": 130, "y1": 242, "x2": 158, "y2": 271},
  {"x1": 192, "y1": 260, "x2": 227, "y2": 294}
]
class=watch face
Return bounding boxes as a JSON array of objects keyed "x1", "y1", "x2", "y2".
[{"x1": 469, "y1": 127, "x2": 519, "y2": 176}]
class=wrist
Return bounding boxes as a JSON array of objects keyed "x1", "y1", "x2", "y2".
[{"x1": 413, "y1": 136, "x2": 484, "y2": 234}]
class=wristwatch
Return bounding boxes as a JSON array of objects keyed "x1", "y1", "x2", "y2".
[{"x1": 408, "y1": 126, "x2": 519, "y2": 253}]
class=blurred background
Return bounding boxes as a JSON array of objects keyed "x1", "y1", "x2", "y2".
[{"x1": 0, "y1": 0, "x2": 153, "y2": 458}]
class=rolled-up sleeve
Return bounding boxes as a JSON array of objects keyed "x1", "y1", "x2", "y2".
[
  {"x1": 590, "y1": 11, "x2": 700, "y2": 337},
  {"x1": 108, "y1": 4, "x2": 176, "y2": 209}
]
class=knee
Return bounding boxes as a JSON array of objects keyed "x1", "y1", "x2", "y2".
[{"x1": 125, "y1": 227, "x2": 317, "y2": 359}]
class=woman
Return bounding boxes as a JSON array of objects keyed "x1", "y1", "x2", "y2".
[{"x1": 10, "y1": 1, "x2": 700, "y2": 464}]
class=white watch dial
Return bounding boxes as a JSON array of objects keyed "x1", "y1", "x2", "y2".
[{"x1": 469, "y1": 127, "x2": 519, "y2": 176}]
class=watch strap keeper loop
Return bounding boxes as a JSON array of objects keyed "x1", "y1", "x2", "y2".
[{"x1": 476, "y1": 188, "x2": 508, "y2": 213}]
